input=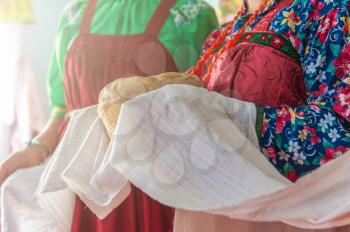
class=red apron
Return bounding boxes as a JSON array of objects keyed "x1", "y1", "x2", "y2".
[{"x1": 61, "y1": 0, "x2": 178, "y2": 231}]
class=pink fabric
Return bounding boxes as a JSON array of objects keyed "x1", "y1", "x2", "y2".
[
  {"x1": 174, "y1": 211, "x2": 350, "y2": 232},
  {"x1": 173, "y1": 150, "x2": 350, "y2": 231}
]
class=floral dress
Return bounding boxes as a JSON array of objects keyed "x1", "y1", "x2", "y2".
[{"x1": 201, "y1": 0, "x2": 350, "y2": 182}]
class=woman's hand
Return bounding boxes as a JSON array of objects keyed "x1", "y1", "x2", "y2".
[
  {"x1": 0, "y1": 116, "x2": 65, "y2": 185},
  {"x1": 0, "y1": 146, "x2": 47, "y2": 185}
]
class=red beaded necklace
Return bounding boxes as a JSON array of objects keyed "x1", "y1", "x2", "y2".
[{"x1": 192, "y1": 0, "x2": 270, "y2": 87}]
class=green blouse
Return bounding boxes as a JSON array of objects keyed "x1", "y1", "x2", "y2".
[{"x1": 48, "y1": 0, "x2": 218, "y2": 117}]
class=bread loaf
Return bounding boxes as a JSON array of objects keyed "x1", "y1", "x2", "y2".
[{"x1": 98, "y1": 72, "x2": 201, "y2": 136}]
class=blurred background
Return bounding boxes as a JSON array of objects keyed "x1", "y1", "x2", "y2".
[
  {"x1": 0, "y1": 0, "x2": 68, "y2": 159},
  {"x1": 0, "y1": 0, "x2": 239, "y2": 160}
]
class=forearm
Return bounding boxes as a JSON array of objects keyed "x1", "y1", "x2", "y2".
[
  {"x1": 0, "y1": 116, "x2": 65, "y2": 183},
  {"x1": 32, "y1": 116, "x2": 65, "y2": 155}
]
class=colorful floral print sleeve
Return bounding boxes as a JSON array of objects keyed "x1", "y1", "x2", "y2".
[
  {"x1": 261, "y1": 0, "x2": 350, "y2": 181},
  {"x1": 199, "y1": 0, "x2": 350, "y2": 182}
]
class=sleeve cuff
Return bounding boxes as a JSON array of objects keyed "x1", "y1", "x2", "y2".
[{"x1": 51, "y1": 107, "x2": 67, "y2": 118}]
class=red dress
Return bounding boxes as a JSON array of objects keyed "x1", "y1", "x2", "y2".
[
  {"x1": 60, "y1": 0, "x2": 179, "y2": 231},
  {"x1": 205, "y1": 0, "x2": 307, "y2": 108}
]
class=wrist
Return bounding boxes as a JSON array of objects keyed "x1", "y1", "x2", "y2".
[
  {"x1": 25, "y1": 140, "x2": 51, "y2": 158},
  {"x1": 32, "y1": 133, "x2": 58, "y2": 156}
]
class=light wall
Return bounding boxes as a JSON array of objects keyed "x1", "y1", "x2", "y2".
[{"x1": 20, "y1": 0, "x2": 68, "y2": 86}]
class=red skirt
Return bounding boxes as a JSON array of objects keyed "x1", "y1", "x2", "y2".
[{"x1": 71, "y1": 185, "x2": 174, "y2": 232}]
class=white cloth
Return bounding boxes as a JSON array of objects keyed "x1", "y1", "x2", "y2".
[
  {"x1": 1, "y1": 107, "x2": 109, "y2": 232},
  {"x1": 93, "y1": 84, "x2": 288, "y2": 208},
  {"x1": 36, "y1": 107, "x2": 99, "y2": 231},
  {"x1": 5, "y1": 85, "x2": 350, "y2": 231},
  {"x1": 59, "y1": 110, "x2": 131, "y2": 219},
  {"x1": 37, "y1": 105, "x2": 131, "y2": 223},
  {"x1": 90, "y1": 85, "x2": 350, "y2": 229},
  {"x1": 1, "y1": 166, "x2": 58, "y2": 232},
  {"x1": 1, "y1": 105, "x2": 131, "y2": 232}
]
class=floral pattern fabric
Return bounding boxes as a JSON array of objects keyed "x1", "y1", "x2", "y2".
[
  {"x1": 263, "y1": 0, "x2": 350, "y2": 182},
  {"x1": 236, "y1": 32, "x2": 299, "y2": 60},
  {"x1": 200, "y1": 0, "x2": 350, "y2": 182},
  {"x1": 170, "y1": 0, "x2": 211, "y2": 25}
]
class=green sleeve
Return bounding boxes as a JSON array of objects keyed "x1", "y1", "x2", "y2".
[
  {"x1": 158, "y1": 0, "x2": 218, "y2": 71},
  {"x1": 47, "y1": 1, "x2": 86, "y2": 117},
  {"x1": 47, "y1": 17, "x2": 67, "y2": 118}
]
